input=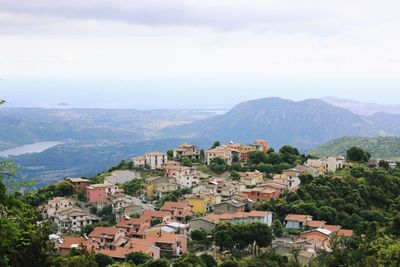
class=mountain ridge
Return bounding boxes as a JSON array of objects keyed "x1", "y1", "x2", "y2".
[{"x1": 162, "y1": 97, "x2": 389, "y2": 150}]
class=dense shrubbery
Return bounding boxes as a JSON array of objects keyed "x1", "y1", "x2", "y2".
[
  {"x1": 122, "y1": 178, "x2": 144, "y2": 196},
  {"x1": 23, "y1": 180, "x2": 74, "y2": 206},
  {"x1": 212, "y1": 222, "x2": 272, "y2": 252},
  {"x1": 257, "y1": 165, "x2": 400, "y2": 235}
]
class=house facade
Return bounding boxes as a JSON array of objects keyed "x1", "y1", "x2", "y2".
[
  {"x1": 205, "y1": 210, "x2": 273, "y2": 226},
  {"x1": 86, "y1": 183, "x2": 121, "y2": 203},
  {"x1": 132, "y1": 152, "x2": 168, "y2": 170},
  {"x1": 206, "y1": 146, "x2": 233, "y2": 165},
  {"x1": 173, "y1": 144, "x2": 200, "y2": 160},
  {"x1": 65, "y1": 178, "x2": 91, "y2": 192},
  {"x1": 53, "y1": 207, "x2": 97, "y2": 233}
]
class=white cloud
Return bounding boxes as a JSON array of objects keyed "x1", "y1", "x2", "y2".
[{"x1": 0, "y1": 0, "x2": 399, "y2": 79}]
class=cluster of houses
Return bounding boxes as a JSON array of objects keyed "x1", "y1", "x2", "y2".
[
  {"x1": 54, "y1": 203, "x2": 191, "y2": 260},
  {"x1": 47, "y1": 140, "x2": 358, "y2": 262},
  {"x1": 132, "y1": 139, "x2": 270, "y2": 169},
  {"x1": 271, "y1": 214, "x2": 354, "y2": 265}
]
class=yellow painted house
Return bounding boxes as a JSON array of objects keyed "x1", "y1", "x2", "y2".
[{"x1": 187, "y1": 194, "x2": 216, "y2": 215}]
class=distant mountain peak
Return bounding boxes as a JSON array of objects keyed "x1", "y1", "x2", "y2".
[
  {"x1": 321, "y1": 96, "x2": 400, "y2": 116},
  {"x1": 162, "y1": 96, "x2": 385, "y2": 151}
]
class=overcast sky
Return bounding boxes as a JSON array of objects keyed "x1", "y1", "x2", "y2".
[{"x1": 1, "y1": 0, "x2": 400, "y2": 109}]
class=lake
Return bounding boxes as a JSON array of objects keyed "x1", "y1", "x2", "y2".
[{"x1": 0, "y1": 141, "x2": 63, "y2": 157}]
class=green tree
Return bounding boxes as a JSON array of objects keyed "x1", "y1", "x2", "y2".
[
  {"x1": 210, "y1": 158, "x2": 229, "y2": 174},
  {"x1": 143, "y1": 258, "x2": 170, "y2": 267},
  {"x1": 230, "y1": 170, "x2": 240, "y2": 181},
  {"x1": 243, "y1": 252, "x2": 289, "y2": 267},
  {"x1": 211, "y1": 141, "x2": 221, "y2": 149},
  {"x1": 125, "y1": 251, "x2": 152, "y2": 265},
  {"x1": 94, "y1": 253, "x2": 114, "y2": 267},
  {"x1": 272, "y1": 220, "x2": 283, "y2": 237},
  {"x1": 97, "y1": 205, "x2": 116, "y2": 224},
  {"x1": 58, "y1": 255, "x2": 97, "y2": 267},
  {"x1": 173, "y1": 253, "x2": 206, "y2": 267},
  {"x1": 232, "y1": 153, "x2": 240, "y2": 163},
  {"x1": 279, "y1": 145, "x2": 300, "y2": 156},
  {"x1": 390, "y1": 214, "x2": 400, "y2": 237},
  {"x1": 379, "y1": 160, "x2": 390, "y2": 169},
  {"x1": 219, "y1": 259, "x2": 239, "y2": 267},
  {"x1": 248, "y1": 222, "x2": 273, "y2": 249},
  {"x1": 212, "y1": 223, "x2": 235, "y2": 251},
  {"x1": 248, "y1": 151, "x2": 267, "y2": 165},
  {"x1": 191, "y1": 229, "x2": 208, "y2": 242},
  {"x1": 150, "y1": 217, "x2": 162, "y2": 227},
  {"x1": 80, "y1": 224, "x2": 96, "y2": 236},
  {"x1": 106, "y1": 263, "x2": 132, "y2": 267},
  {"x1": 167, "y1": 150, "x2": 174, "y2": 160},
  {"x1": 181, "y1": 157, "x2": 193, "y2": 167},
  {"x1": 122, "y1": 179, "x2": 144, "y2": 196},
  {"x1": 346, "y1": 146, "x2": 371, "y2": 162},
  {"x1": 200, "y1": 254, "x2": 217, "y2": 267},
  {"x1": 0, "y1": 161, "x2": 57, "y2": 267}
]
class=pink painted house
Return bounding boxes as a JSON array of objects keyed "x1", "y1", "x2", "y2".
[
  {"x1": 86, "y1": 183, "x2": 121, "y2": 203},
  {"x1": 129, "y1": 232, "x2": 187, "y2": 257}
]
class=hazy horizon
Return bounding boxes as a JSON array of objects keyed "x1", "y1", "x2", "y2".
[
  {"x1": 1, "y1": 1, "x2": 400, "y2": 109},
  {"x1": 2, "y1": 77, "x2": 400, "y2": 110}
]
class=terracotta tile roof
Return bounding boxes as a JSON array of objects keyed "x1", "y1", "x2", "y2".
[
  {"x1": 247, "y1": 210, "x2": 269, "y2": 217},
  {"x1": 96, "y1": 244, "x2": 157, "y2": 259},
  {"x1": 116, "y1": 217, "x2": 147, "y2": 228},
  {"x1": 284, "y1": 214, "x2": 312, "y2": 223},
  {"x1": 153, "y1": 233, "x2": 184, "y2": 244},
  {"x1": 89, "y1": 227, "x2": 122, "y2": 238},
  {"x1": 215, "y1": 200, "x2": 246, "y2": 208},
  {"x1": 87, "y1": 183, "x2": 116, "y2": 189},
  {"x1": 141, "y1": 210, "x2": 170, "y2": 221},
  {"x1": 205, "y1": 211, "x2": 268, "y2": 223},
  {"x1": 306, "y1": 220, "x2": 326, "y2": 228},
  {"x1": 322, "y1": 225, "x2": 341, "y2": 232},
  {"x1": 96, "y1": 247, "x2": 128, "y2": 259},
  {"x1": 161, "y1": 201, "x2": 191, "y2": 211},
  {"x1": 57, "y1": 207, "x2": 87, "y2": 216},
  {"x1": 336, "y1": 229, "x2": 354, "y2": 237},
  {"x1": 129, "y1": 233, "x2": 184, "y2": 246},
  {"x1": 112, "y1": 236, "x2": 128, "y2": 246},
  {"x1": 58, "y1": 237, "x2": 90, "y2": 249}
]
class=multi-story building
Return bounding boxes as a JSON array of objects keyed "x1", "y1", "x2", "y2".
[
  {"x1": 253, "y1": 139, "x2": 270, "y2": 152},
  {"x1": 173, "y1": 144, "x2": 200, "y2": 160},
  {"x1": 160, "y1": 201, "x2": 193, "y2": 222},
  {"x1": 86, "y1": 183, "x2": 121, "y2": 203},
  {"x1": 95, "y1": 193, "x2": 135, "y2": 214},
  {"x1": 133, "y1": 152, "x2": 167, "y2": 170},
  {"x1": 206, "y1": 146, "x2": 233, "y2": 165},
  {"x1": 205, "y1": 210, "x2": 273, "y2": 226},
  {"x1": 42, "y1": 197, "x2": 75, "y2": 219},
  {"x1": 186, "y1": 194, "x2": 219, "y2": 214},
  {"x1": 240, "y1": 171, "x2": 264, "y2": 187},
  {"x1": 64, "y1": 177, "x2": 91, "y2": 192},
  {"x1": 128, "y1": 233, "x2": 187, "y2": 258},
  {"x1": 89, "y1": 227, "x2": 128, "y2": 249},
  {"x1": 116, "y1": 217, "x2": 150, "y2": 239},
  {"x1": 53, "y1": 207, "x2": 98, "y2": 233}
]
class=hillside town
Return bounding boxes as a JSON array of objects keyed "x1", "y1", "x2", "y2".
[{"x1": 38, "y1": 139, "x2": 367, "y2": 265}]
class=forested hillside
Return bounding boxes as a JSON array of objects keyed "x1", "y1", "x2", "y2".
[{"x1": 309, "y1": 136, "x2": 400, "y2": 160}]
